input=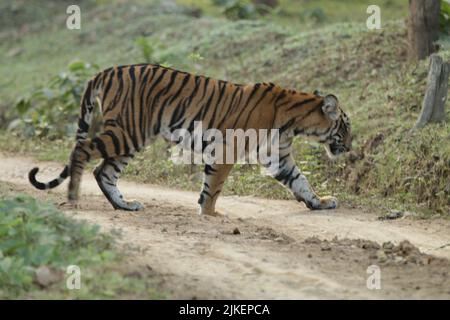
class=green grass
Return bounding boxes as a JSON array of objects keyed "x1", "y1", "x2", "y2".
[
  {"x1": 0, "y1": 0, "x2": 449, "y2": 216},
  {"x1": 0, "y1": 134, "x2": 73, "y2": 163},
  {"x1": 177, "y1": 0, "x2": 408, "y2": 26},
  {"x1": 0, "y1": 187, "x2": 163, "y2": 299}
]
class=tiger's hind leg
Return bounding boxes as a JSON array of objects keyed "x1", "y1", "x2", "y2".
[
  {"x1": 94, "y1": 155, "x2": 144, "y2": 211},
  {"x1": 68, "y1": 125, "x2": 136, "y2": 206}
]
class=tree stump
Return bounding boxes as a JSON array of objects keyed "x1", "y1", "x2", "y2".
[
  {"x1": 414, "y1": 54, "x2": 450, "y2": 129},
  {"x1": 407, "y1": 0, "x2": 440, "y2": 60}
]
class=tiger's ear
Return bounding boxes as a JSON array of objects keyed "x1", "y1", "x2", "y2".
[{"x1": 322, "y1": 94, "x2": 340, "y2": 121}]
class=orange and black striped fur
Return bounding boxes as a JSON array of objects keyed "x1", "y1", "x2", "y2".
[{"x1": 29, "y1": 64, "x2": 351, "y2": 215}]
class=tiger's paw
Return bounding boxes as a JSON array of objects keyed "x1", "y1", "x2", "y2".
[
  {"x1": 59, "y1": 200, "x2": 80, "y2": 210},
  {"x1": 318, "y1": 196, "x2": 338, "y2": 210},
  {"x1": 115, "y1": 200, "x2": 144, "y2": 211},
  {"x1": 304, "y1": 196, "x2": 338, "y2": 210},
  {"x1": 198, "y1": 208, "x2": 225, "y2": 217}
]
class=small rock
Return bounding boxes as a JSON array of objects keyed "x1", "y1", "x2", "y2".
[
  {"x1": 35, "y1": 266, "x2": 62, "y2": 287},
  {"x1": 321, "y1": 243, "x2": 331, "y2": 251},
  {"x1": 382, "y1": 241, "x2": 395, "y2": 251},
  {"x1": 378, "y1": 210, "x2": 404, "y2": 221},
  {"x1": 274, "y1": 237, "x2": 284, "y2": 243},
  {"x1": 396, "y1": 240, "x2": 416, "y2": 256},
  {"x1": 394, "y1": 256, "x2": 406, "y2": 264},
  {"x1": 361, "y1": 240, "x2": 381, "y2": 250},
  {"x1": 407, "y1": 255, "x2": 419, "y2": 264},
  {"x1": 305, "y1": 236, "x2": 321, "y2": 244},
  {"x1": 161, "y1": 228, "x2": 168, "y2": 233},
  {"x1": 233, "y1": 227, "x2": 241, "y2": 235},
  {"x1": 376, "y1": 250, "x2": 388, "y2": 263}
]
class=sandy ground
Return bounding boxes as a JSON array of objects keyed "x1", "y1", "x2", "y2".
[{"x1": 1, "y1": 152, "x2": 450, "y2": 299}]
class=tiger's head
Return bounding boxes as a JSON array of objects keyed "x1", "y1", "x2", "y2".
[
  {"x1": 319, "y1": 94, "x2": 352, "y2": 159},
  {"x1": 287, "y1": 93, "x2": 352, "y2": 159}
]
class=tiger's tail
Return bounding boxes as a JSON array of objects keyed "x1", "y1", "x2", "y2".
[
  {"x1": 28, "y1": 72, "x2": 102, "y2": 191},
  {"x1": 28, "y1": 166, "x2": 69, "y2": 190}
]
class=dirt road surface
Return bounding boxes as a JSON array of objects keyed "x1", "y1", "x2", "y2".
[{"x1": 1, "y1": 153, "x2": 449, "y2": 299}]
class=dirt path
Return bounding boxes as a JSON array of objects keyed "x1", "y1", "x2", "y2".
[{"x1": 1, "y1": 152, "x2": 450, "y2": 299}]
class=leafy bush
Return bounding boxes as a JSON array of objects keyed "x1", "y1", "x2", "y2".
[
  {"x1": 13, "y1": 60, "x2": 98, "y2": 138},
  {"x1": 0, "y1": 195, "x2": 115, "y2": 297}
]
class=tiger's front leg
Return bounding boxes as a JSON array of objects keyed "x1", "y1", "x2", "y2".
[
  {"x1": 198, "y1": 164, "x2": 233, "y2": 215},
  {"x1": 267, "y1": 153, "x2": 338, "y2": 210}
]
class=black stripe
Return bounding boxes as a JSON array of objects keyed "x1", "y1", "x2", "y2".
[
  {"x1": 279, "y1": 119, "x2": 295, "y2": 135},
  {"x1": 286, "y1": 98, "x2": 317, "y2": 111},
  {"x1": 151, "y1": 71, "x2": 181, "y2": 135},
  {"x1": 128, "y1": 66, "x2": 140, "y2": 149},
  {"x1": 104, "y1": 130, "x2": 121, "y2": 155},
  {"x1": 145, "y1": 68, "x2": 169, "y2": 108},
  {"x1": 202, "y1": 190, "x2": 212, "y2": 198},
  {"x1": 198, "y1": 193, "x2": 205, "y2": 205},
  {"x1": 200, "y1": 81, "x2": 217, "y2": 119},
  {"x1": 105, "y1": 67, "x2": 124, "y2": 113},
  {"x1": 204, "y1": 164, "x2": 217, "y2": 175},
  {"x1": 92, "y1": 137, "x2": 108, "y2": 159},
  {"x1": 274, "y1": 165, "x2": 295, "y2": 184},
  {"x1": 231, "y1": 83, "x2": 261, "y2": 128},
  {"x1": 108, "y1": 160, "x2": 121, "y2": 173},
  {"x1": 217, "y1": 86, "x2": 241, "y2": 129},
  {"x1": 207, "y1": 80, "x2": 228, "y2": 128},
  {"x1": 103, "y1": 68, "x2": 116, "y2": 100},
  {"x1": 244, "y1": 84, "x2": 274, "y2": 127},
  {"x1": 168, "y1": 73, "x2": 191, "y2": 105},
  {"x1": 78, "y1": 118, "x2": 89, "y2": 132},
  {"x1": 288, "y1": 173, "x2": 301, "y2": 188}
]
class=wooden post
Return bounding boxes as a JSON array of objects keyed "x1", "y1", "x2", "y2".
[
  {"x1": 408, "y1": 0, "x2": 440, "y2": 60},
  {"x1": 414, "y1": 54, "x2": 450, "y2": 129}
]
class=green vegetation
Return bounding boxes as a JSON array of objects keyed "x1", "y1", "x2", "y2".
[
  {"x1": 0, "y1": 190, "x2": 162, "y2": 299},
  {"x1": 134, "y1": 36, "x2": 156, "y2": 63},
  {"x1": 442, "y1": 0, "x2": 450, "y2": 33},
  {"x1": 179, "y1": 0, "x2": 408, "y2": 25},
  {"x1": 13, "y1": 60, "x2": 98, "y2": 138},
  {"x1": 0, "y1": 0, "x2": 449, "y2": 216}
]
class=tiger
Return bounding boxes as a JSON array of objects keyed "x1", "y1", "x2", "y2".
[{"x1": 28, "y1": 63, "x2": 351, "y2": 215}]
